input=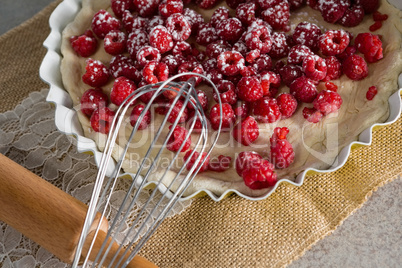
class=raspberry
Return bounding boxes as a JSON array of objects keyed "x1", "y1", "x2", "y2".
[
  {"x1": 366, "y1": 86, "x2": 378, "y2": 100},
  {"x1": 82, "y1": 59, "x2": 110, "y2": 87},
  {"x1": 216, "y1": 18, "x2": 244, "y2": 43},
  {"x1": 242, "y1": 159, "x2": 277, "y2": 189},
  {"x1": 354, "y1": 0, "x2": 379, "y2": 14},
  {"x1": 318, "y1": 30, "x2": 350, "y2": 56},
  {"x1": 184, "y1": 150, "x2": 210, "y2": 173},
  {"x1": 276, "y1": 93, "x2": 297, "y2": 119},
  {"x1": 260, "y1": 71, "x2": 281, "y2": 97},
  {"x1": 166, "y1": 13, "x2": 192, "y2": 41},
  {"x1": 278, "y1": 64, "x2": 304, "y2": 87},
  {"x1": 139, "y1": 89, "x2": 160, "y2": 104},
  {"x1": 233, "y1": 102, "x2": 250, "y2": 119},
  {"x1": 270, "y1": 127, "x2": 294, "y2": 168},
  {"x1": 155, "y1": 98, "x2": 169, "y2": 115},
  {"x1": 313, "y1": 90, "x2": 343, "y2": 115},
  {"x1": 354, "y1": 33, "x2": 383, "y2": 63},
  {"x1": 235, "y1": 151, "x2": 262, "y2": 176},
  {"x1": 342, "y1": 55, "x2": 368, "y2": 81},
  {"x1": 209, "y1": 103, "x2": 236, "y2": 131},
  {"x1": 146, "y1": 16, "x2": 165, "y2": 33},
  {"x1": 247, "y1": 18, "x2": 273, "y2": 32},
  {"x1": 232, "y1": 116, "x2": 259, "y2": 146},
  {"x1": 187, "y1": 110, "x2": 207, "y2": 132},
  {"x1": 292, "y1": 22, "x2": 322, "y2": 51},
  {"x1": 205, "y1": 40, "x2": 231, "y2": 59},
  {"x1": 226, "y1": 74, "x2": 243, "y2": 86},
  {"x1": 206, "y1": 69, "x2": 225, "y2": 85},
  {"x1": 236, "y1": 76, "x2": 263, "y2": 102},
  {"x1": 269, "y1": 32, "x2": 289, "y2": 59},
  {"x1": 103, "y1": 30, "x2": 126, "y2": 55},
  {"x1": 196, "y1": 23, "x2": 219, "y2": 46},
  {"x1": 214, "y1": 80, "x2": 237, "y2": 105},
  {"x1": 302, "y1": 107, "x2": 323, "y2": 123},
  {"x1": 136, "y1": 45, "x2": 161, "y2": 67},
  {"x1": 252, "y1": 54, "x2": 273, "y2": 73},
  {"x1": 287, "y1": 45, "x2": 312, "y2": 66},
  {"x1": 252, "y1": 97, "x2": 281, "y2": 123},
  {"x1": 302, "y1": 54, "x2": 327, "y2": 81},
  {"x1": 202, "y1": 58, "x2": 218, "y2": 73},
  {"x1": 143, "y1": 61, "x2": 169, "y2": 84},
  {"x1": 289, "y1": 76, "x2": 317, "y2": 103},
  {"x1": 306, "y1": 0, "x2": 319, "y2": 9},
  {"x1": 245, "y1": 49, "x2": 261, "y2": 64},
  {"x1": 286, "y1": 34, "x2": 297, "y2": 48},
  {"x1": 90, "y1": 107, "x2": 115, "y2": 134},
  {"x1": 183, "y1": 8, "x2": 204, "y2": 32},
  {"x1": 187, "y1": 90, "x2": 209, "y2": 111},
  {"x1": 208, "y1": 155, "x2": 232, "y2": 172},
  {"x1": 110, "y1": 77, "x2": 137, "y2": 106},
  {"x1": 111, "y1": 0, "x2": 132, "y2": 18},
  {"x1": 162, "y1": 85, "x2": 180, "y2": 100},
  {"x1": 226, "y1": 0, "x2": 247, "y2": 9},
  {"x1": 324, "y1": 56, "x2": 342, "y2": 82},
  {"x1": 273, "y1": 60, "x2": 286, "y2": 73},
  {"x1": 162, "y1": 54, "x2": 183, "y2": 74},
  {"x1": 373, "y1": 11, "x2": 388, "y2": 21},
  {"x1": 217, "y1": 51, "x2": 245, "y2": 76},
  {"x1": 369, "y1": 21, "x2": 381, "y2": 32},
  {"x1": 166, "y1": 125, "x2": 191, "y2": 152},
  {"x1": 339, "y1": 5, "x2": 365, "y2": 27},
  {"x1": 127, "y1": 29, "x2": 148, "y2": 59},
  {"x1": 318, "y1": 0, "x2": 350, "y2": 24},
  {"x1": 210, "y1": 6, "x2": 230, "y2": 28},
  {"x1": 70, "y1": 30, "x2": 97, "y2": 57},
  {"x1": 80, "y1": 88, "x2": 108, "y2": 117},
  {"x1": 109, "y1": 55, "x2": 141, "y2": 82},
  {"x1": 122, "y1": 11, "x2": 149, "y2": 33},
  {"x1": 240, "y1": 66, "x2": 258, "y2": 77},
  {"x1": 149, "y1": 25, "x2": 174, "y2": 54},
  {"x1": 159, "y1": 0, "x2": 183, "y2": 18},
  {"x1": 166, "y1": 99, "x2": 188, "y2": 124},
  {"x1": 190, "y1": 44, "x2": 206, "y2": 62},
  {"x1": 236, "y1": 3, "x2": 257, "y2": 26},
  {"x1": 91, "y1": 10, "x2": 121, "y2": 39},
  {"x1": 172, "y1": 41, "x2": 192, "y2": 58},
  {"x1": 324, "y1": 82, "x2": 337, "y2": 92},
  {"x1": 288, "y1": 0, "x2": 305, "y2": 10},
  {"x1": 261, "y1": 1, "x2": 290, "y2": 31},
  {"x1": 124, "y1": 35, "x2": 147, "y2": 59},
  {"x1": 130, "y1": 104, "x2": 151, "y2": 130},
  {"x1": 195, "y1": 0, "x2": 221, "y2": 9},
  {"x1": 244, "y1": 25, "x2": 273, "y2": 54},
  {"x1": 257, "y1": 0, "x2": 281, "y2": 9},
  {"x1": 336, "y1": 45, "x2": 356, "y2": 62},
  {"x1": 232, "y1": 40, "x2": 248, "y2": 57},
  {"x1": 133, "y1": 0, "x2": 159, "y2": 17},
  {"x1": 177, "y1": 61, "x2": 204, "y2": 86}
]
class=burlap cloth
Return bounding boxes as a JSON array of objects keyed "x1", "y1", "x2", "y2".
[{"x1": 0, "y1": 2, "x2": 401, "y2": 267}]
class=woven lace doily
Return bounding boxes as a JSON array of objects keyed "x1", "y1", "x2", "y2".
[{"x1": 0, "y1": 89, "x2": 192, "y2": 267}]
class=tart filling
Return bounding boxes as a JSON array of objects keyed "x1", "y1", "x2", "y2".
[{"x1": 60, "y1": 0, "x2": 402, "y2": 197}]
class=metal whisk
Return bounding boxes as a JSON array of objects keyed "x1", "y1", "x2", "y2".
[{"x1": 72, "y1": 73, "x2": 222, "y2": 267}]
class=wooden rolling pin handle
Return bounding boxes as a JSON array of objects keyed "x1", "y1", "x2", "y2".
[{"x1": 0, "y1": 153, "x2": 157, "y2": 268}]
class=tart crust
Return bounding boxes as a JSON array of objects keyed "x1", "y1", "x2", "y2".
[{"x1": 61, "y1": 0, "x2": 402, "y2": 197}]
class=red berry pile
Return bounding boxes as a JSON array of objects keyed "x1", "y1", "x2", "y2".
[{"x1": 72, "y1": 0, "x2": 387, "y2": 191}]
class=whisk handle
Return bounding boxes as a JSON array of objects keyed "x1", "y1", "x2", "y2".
[{"x1": 0, "y1": 154, "x2": 156, "y2": 267}]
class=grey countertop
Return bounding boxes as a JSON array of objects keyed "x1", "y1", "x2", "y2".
[{"x1": 1, "y1": 0, "x2": 401, "y2": 267}]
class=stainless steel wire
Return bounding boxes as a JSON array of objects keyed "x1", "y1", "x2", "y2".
[{"x1": 72, "y1": 72, "x2": 222, "y2": 267}]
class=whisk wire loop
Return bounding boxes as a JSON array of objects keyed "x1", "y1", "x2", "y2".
[{"x1": 73, "y1": 73, "x2": 222, "y2": 268}]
